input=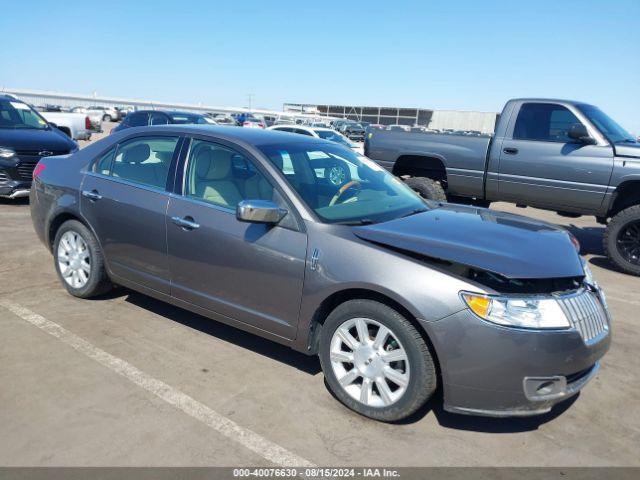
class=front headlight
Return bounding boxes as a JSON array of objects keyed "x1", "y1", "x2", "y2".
[
  {"x1": 582, "y1": 260, "x2": 596, "y2": 287},
  {"x1": 0, "y1": 147, "x2": 16, "y2": 159},
  {"x1": 461, "y1": 292, "x2": 570, "y2": 329}
]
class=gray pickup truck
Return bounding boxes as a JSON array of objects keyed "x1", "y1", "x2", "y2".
[{"x1": 364, "y1": 98, "x2": 640, "y2": 275}]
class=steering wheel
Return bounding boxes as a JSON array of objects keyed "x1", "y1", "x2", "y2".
[{"x1": 329, "y1": 180, "x2": 362, "y2": 206}]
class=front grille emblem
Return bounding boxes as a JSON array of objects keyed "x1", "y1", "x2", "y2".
[{"x1": 38, "y1": 150, "x2": 54, "y2": 157}]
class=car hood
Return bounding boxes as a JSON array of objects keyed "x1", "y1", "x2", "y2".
[
  {"x1": 0, "y1": 128, "x2": 76, "y2": 152},
  {"x1": 614, "y1": 143, "x2": 640, "y2": 158},
  {"x1": 353, "y1": 203, "x2": 584, "y2": 279}
]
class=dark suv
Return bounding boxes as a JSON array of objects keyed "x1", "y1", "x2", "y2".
[
  {"x1": 111, "y1": 110, "x2": 216, "y2": 133},
  {"x1": 0, "y1": 95, "x2": 77, "y2": 199}
]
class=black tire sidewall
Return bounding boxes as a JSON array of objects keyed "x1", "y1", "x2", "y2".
[
  {"x1": 604, "y1": 205, "x2": 640, "y2": 276},
  {"x1": 404, "y1": 177, "x2": 447, "y2": 202},
  {"x1": 53, "y1": 220, "x2": 110, "y2": 298},
  {"x1": 319, "y1": 300, "x2": 436, "y2": 422}
]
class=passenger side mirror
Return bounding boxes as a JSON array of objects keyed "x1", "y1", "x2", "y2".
[
  {"x1": 236, "y1": 200, "x2": 287, "y2": 224},
  {"x1": 568, "y1": 123, "x2": 596, "y2": 145}
]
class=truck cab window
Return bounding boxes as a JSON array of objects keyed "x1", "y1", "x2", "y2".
[{"x1": 513, "y1": 103, "x2": 581, "y2": 142}]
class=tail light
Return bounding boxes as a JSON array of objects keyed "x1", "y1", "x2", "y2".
[
  {"x1": 243, "y1": 121, "x2": 250, "y2": 127},
  {"x1": 33, "y1": 162, "x2": 46, "y2": 179},
  {"x1": 85, "y1": 116, "x2": 91, "y2": 129}
]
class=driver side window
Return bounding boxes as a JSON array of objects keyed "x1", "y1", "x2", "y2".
[
  {"x1": 184, "y1": 140, "x2": 276, "y2": 210},
  {"x1": 513, "y1": 103, "x2": 582, "y2": 142}
]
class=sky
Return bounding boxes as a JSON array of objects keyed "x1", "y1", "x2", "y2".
[{"x1": 2, "y1": 0, "x2": 639, "y2": 133}]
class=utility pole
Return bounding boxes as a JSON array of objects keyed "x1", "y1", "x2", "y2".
[{"x1": 246, "y1": 93, "x2": 254, "y2": 111}]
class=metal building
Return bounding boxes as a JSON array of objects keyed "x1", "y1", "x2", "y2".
[{"x1": 284, "y1": 103, "x2": 498, "y2": 133}]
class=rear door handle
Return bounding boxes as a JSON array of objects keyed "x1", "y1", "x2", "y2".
[
  {"x1": 171, "y1": 215, "x2": 200, "y2": 230},
  {"x1": 82, "y1": 189, "x2": 102, "y2": 201},
  {"x1": 503, "y1": 147, "x2": 519, "y2": 155}
]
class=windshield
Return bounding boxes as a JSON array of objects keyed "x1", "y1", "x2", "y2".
[
  {"x1": 0, "y1": 99, "x2": 49, "y2": 130},
  {"x1": 258, "y1": 143, "x2": 426, "y2": 224},
  {"x1": 315, "y1": 130, "x2": 354, "y2": 147},
  {"x1": 577, "y1": 104, "x2": 635, "y2": 144}
]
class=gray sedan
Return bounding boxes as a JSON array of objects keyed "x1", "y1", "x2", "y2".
[{"x1": 30, "y1": 126, "x2": 611, "y2": 421}]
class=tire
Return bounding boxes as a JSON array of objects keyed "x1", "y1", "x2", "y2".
[
  {"x1": 103, "y1": 114, "x2": 112, "y2": 122},
  {"x1": 404, "y1": 177, "x2": 447, "y2": 202},
  {"x1": 53, "y1": 220, "x2": 112, "y2": 298},
  {"x1": 604, "y1": 205, "x2": 640, "y2": 276},
  {"x1": 319, "y1": 299, "x2": 437, "y2": 422}
]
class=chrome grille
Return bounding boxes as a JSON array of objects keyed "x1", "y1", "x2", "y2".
[
  {"x1": 557, "y1": 290, "x2": 609, "y2": 344},
  {"x1": 17, "y1": 161, "x2": 37, "y2": 180}
]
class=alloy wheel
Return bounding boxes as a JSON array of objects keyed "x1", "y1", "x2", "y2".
[
  {"x1": 617, "y1": 220, "x2": 640, "y2": 265},
  {"x1": 57, "y1": 230, "x2": 91, "y2": 288},
  {"x1": 330, "y1": 317, "x2": 410, "y2": 408}
]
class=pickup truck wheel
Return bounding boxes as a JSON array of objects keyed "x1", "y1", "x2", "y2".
[
  {"x1": 604, "y1": 205, "x2": 640, "y2": 276},
  {"x1": 102, "y1": 114, "x2": 112, "y2": 122},
  {"x1": 53, "y1": 220, "x2": 112, "y2": 298},
  {"x1": 319, "y1": 300, "x2": 437, "y2": 422},
  {"x1": 404, "y1": 177, "x2": 446, "y2": 202}
]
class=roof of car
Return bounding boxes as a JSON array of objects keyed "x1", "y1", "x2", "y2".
[{"x1": 120, "y1": 124, "x2": 333, "y2": 148}]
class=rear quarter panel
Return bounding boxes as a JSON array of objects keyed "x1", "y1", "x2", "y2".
[{"x1": 366, "y1": 129, "x2": 491, "y2": 197}]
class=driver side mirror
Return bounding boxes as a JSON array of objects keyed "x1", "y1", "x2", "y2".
[
  {"x1": 48, "y1": 122, "x2": 58, "y2": 129},
  {"x1": 236, "y1": 200, "x2": 287, "y2": 224},
  {"x1": 568, "y1": 123, "x2": 596, "y2": 145}
]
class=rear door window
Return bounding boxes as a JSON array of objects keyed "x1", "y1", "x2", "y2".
[
  {"x1": 111, "y1": 136, "x2": 179, "y2": 189},
  {"x1": 127, "y1": 112, "x2": 149, "y2": 127}
]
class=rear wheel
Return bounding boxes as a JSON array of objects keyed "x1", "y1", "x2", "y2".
[
  {"x1": 604, "y1": 205, "x2": 640, "y2": 276},
  {"x1": 319, "y1": 300, "x2": 437, "y2": 422},
  {"x1": 102, "y1": 114, "x2": 112, "y2": 122},
  {"x1": 404, "y1": 177, "x2": 446, "y2": 202},
  {"x1": 53, "y1": 220, "x2": 112, "y2": 297}
]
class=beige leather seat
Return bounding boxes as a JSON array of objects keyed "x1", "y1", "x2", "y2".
[{"x1": 192, "y1": 147, "x2": 242, "y2": 208}]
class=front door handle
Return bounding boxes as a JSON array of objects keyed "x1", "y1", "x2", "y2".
[
  {"x1": 503, "y1": 147, "x2": 519, "y2": 155},
  {"x1": 82, "y1": 189, "x2": 102, "y2": 201},
  {"x1": 171, "y1": 215, "x2": 200, "y2": 230}
]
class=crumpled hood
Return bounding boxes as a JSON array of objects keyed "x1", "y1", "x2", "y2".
[
  {"x1": 353, "y1": 203, "x2": 584, "y2": 279},
  {"x1": 0, "y1": 128, "x2": 75, "y2": 152},
  {"x1": 614, "y1": 143, "x2": 640, "y2": 158}
]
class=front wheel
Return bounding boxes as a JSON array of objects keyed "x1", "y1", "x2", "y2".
[
  {"x1": 103, "y1": 114, "x2": 112, "y2": 122},
  {"x1": 53, "y1": 220, "x2": 112, "y2": 297},
  {"x1": 319, "y1": 300, "x2": 437, "y2": 422},
  {"x1": 604, "y1": 205, "x2": 640, "y2": 276}
]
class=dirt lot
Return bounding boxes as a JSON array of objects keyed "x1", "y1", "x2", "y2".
[{"x1": 1, "y1": 123, "x2": 639, "y2": 466}]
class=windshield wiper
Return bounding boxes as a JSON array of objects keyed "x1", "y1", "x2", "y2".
[
  {"x1": 335, "y1": 218, "x2": 375, "y2": 226},
  {"x1": 399, "y1": 208, "x2": 428, "y2": 218}
]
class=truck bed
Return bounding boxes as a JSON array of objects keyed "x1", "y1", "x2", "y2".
[{"x1": 365, "y1": 129, "x2": 492, "y2": 198}]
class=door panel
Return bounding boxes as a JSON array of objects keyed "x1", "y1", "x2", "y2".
[
  {"x1": 80, "y1": 174, "x2": 171, "y2": 292},
  {"x1": 166, "y1": 198, "x2": 307, "y2": 339},
  {"x1": 497, "y1": 141, "x2": 614, "y2": 212}
]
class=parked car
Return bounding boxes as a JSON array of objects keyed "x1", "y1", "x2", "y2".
[
  {"x1": 365, "y1": 98, "x2": 640, "y2": 275},
  {"x1": 38, "y1": 110, "x2": 92, "y2": 141},
  {"x1": 208, "y1": 114, "x2": 236, "y2": 125},
  {"x1": 342, "y1": 123, "x2": 366, "y2": 142},
  {"x1": 87, "y1": 105, "x2": 120, "y2": 122},
  {"x1": 111, "y1": 110, "x2": 216, "y2": 133},
  {"x1": 242, "y1": 117, "x2": 265, "y2": 129},
  {"x1": 387, "y1": 124, "x2": 410, "y2": 132},
  {"x1": 268, "y1": 124, "x2": 363, "y2": 154},
  {"x1": 31, "y1": 125, "x2": 610, "y2": 421},
  {"x1": 0, "y1": 95, "x2": 77, "y2": 199},
  {"x1": 71, "y1": 106, "x2": 104, "y2": 132}
]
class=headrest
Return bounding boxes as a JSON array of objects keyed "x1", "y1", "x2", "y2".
[
  {"x1": 195, "y1": 147, "x2": 232, "y2": 180},
  {"x1": 122, "y1": 143, "x2": 150, "y2": 164}
]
